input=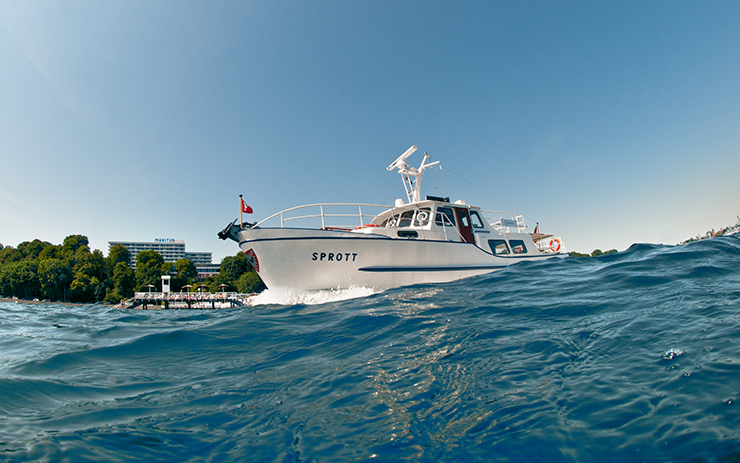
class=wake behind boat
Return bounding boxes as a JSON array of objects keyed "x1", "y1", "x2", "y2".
[{"x1": 218, "y1": 146, "x2": 566, "y2": 290}]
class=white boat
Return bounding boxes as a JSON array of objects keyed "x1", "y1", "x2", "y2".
[{"x1": 218, "y1": 146, "x2": 567, "y2": 290}]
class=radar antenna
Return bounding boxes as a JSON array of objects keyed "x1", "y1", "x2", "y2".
[
  {"x1": 387, "y1": 146, "x2": 440, "y2": 203},
  {"x1": 387, "y1": 145, "x2": 417, "y2": 171}
]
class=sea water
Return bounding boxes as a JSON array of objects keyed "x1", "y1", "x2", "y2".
[{"x1": 1, "y1": 236, "x2": 739, "y2": 462}]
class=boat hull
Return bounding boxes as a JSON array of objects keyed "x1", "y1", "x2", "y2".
[{"x1": 236, "y1": 228, "x2": 560, "y2": 290}]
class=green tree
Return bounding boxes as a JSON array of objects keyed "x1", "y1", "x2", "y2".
[
  {"x1": 0, "y1": 263, "x2": 9, "y2": 296},
  {"x1": 0, "y1": 246, "x2": 23, "y2": 265},
  {"x1": 168, "y1": 258, "x2": 197, "y2": 292},
  {"x1": 73, "y1": 249, "x2": 106, "y2": 282},
  {"x1": 135, "y1": 250, "x2": 165, "y2": 291},
  {"x1": 17, "y1": 239, "x2": 52, "y2": 260},
  {"x1": 103, "y1": 291, "x2": 124, "y2": 304},
  {"x1": 61, "y1": 234, "x2": 89, "y2": 257},
  {"x1": 38, "y1": 244, "x2": 61, "y2": 261},
  {"x1": 211, "y1": 252, "x2": 266, "y2": 294},
  {"x1": 236, "y1": 272, "x2": 266, "y2": 294},
  {"x1": 203, "y1": 272, "x2": 232, "y2": 293},
  {"x1": 112, "y1": 262, "x2": 135, "y2": 298},
  {"x1": 107, "y1": 244, "x2": 131, "y2": 269},
  {"x1": 590, "y1": 249, "x2": 618, "y2": 257},
  {"x1": 64, "y1": 245, "x2": 92, "y2": 272},
  {"x1": 69, "y1": 273, "x2": 102, "y2": 302},
  {"x1": 38, "y1": 258, "x2": 73, "y2": 301},
  {"x1": 0, "y1": 260, "x2": 41, "y2": 299},
  {"x1": 220, "y1": 253, "x2": 251, "y2": 282}
]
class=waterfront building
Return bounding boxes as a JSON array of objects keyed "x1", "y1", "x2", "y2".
[
  {"x1": 192, "y1": 263, "x2": 220, "y2": 278},
  {"x1": 108, "y1": 239, "x2": 219, "y2": 278}
]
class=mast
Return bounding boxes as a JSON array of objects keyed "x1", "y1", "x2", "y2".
[{"x1": 387, "y1": 146, "x2": 440, "y2": 204}]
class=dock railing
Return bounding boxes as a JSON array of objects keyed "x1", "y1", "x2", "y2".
[{"x1": 130, "y1": 291, "x2": 253, "y2": 309}]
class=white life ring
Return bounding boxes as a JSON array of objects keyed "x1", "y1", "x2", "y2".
[{"x1": 549, "y1": 238, "x2": 561, "y2": 252}]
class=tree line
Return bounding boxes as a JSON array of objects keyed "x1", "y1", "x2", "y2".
[
  {"x1": 568, "y1": 249, "x2": 618, "y2": 258},
  {"x1": 0, "y1": 235, "x2": 264, "y2": 304}
]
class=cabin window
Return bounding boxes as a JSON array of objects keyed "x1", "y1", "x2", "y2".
[
  {"x1": 459, "y1": 212, "x2": 470, "y2": 227},
  {"x1": 435, "y1": 207, "x2": 456, "y2": 227},
  {"x1": 382, "y1": 213, "x2": 402, "y2": 227},
  {"x1": 488, "y1": 239, "x2": 510, "y2": 255},
  {"x1": 510, "y1": 240, "x2": 527, "y2": 254},
  {"x1": 413, "y1": 208, "x2": 431, "y2": 227},
  {"x1": 470, "y1": 211, "x2": 485, "y2": 228},
  {"x1": 398, "y1": 210, "x2": 415, "y2": 228}
]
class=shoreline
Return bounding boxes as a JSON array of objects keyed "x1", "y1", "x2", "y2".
[
  {"x1": 0, "y1": 297, "x2": 89, "y2": 307},
  {"x1": 0, "y1": 297, "x2": 237, "y2": 310}
]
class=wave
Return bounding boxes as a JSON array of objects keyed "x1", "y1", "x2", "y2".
[
  {"x1": 249, "y1": 285, "x2": 379, "y2": 307},
  {"x1": 1, "y1": 236, "x2": 739, "y2": 462}
]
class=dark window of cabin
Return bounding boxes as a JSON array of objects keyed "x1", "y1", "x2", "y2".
[
  {"x1": 435, "y1": 207, "x2": 456, "y2": 226},
  {"x1": 510, "y1": 240, "x2": 527, "y2": 254},
  {"x1": 382, "y1": 213, "x2": 403, "y2": 227},
  {"x1": 397, "y1": 230, "x2": 418, "y2": 238},
  {"x1": 398, "y1": 210, "x2": 414, "y2": 228},
  {"x1": 488, "y1": 240, "x2": 510, "y2": 255},
  {"x1": 470, "y1": 211, "x2": 485, "y2": 228}
]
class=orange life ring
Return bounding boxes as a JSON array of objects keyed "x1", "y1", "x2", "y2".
[
  {"x1": 549, "y1": 238, "x2": 561, "y2": 252},
  {"x1": 354, "y1": 224, "x2": 379, "y2": 230}
]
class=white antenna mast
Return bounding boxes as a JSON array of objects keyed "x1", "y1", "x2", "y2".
[{"x1": 387, "y1": 146, "x2": 440, "y2": 203}]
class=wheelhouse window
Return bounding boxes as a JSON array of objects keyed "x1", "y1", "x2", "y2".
[
  {"x1": 381, "y1": 208, "x2": 429, "y2": 228},
  {"x1": 398, "y1": 210, "x2": 415, "y2": 228},
  {"x1": 435, "y1": 207, "x2": 456, "y2": 227},
  {"x1": 470, "y1": 211, "x2": 485, "y2": 229},
  {"x1": 488, "y1": 239, "x2": 510, "y2": 255},
  {"x1": 413, "y1": 208, "x2": 431, "y2": 227},
  {"x1": 510, "y1": 240, "x2": 527, "y2": 254}
]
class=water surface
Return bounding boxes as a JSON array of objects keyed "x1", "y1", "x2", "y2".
[{"x1": 2, "y1": 237, "x2": 740, "y2": 462}]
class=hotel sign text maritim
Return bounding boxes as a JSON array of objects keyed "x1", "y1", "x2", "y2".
[{"x1": 154, "y1": 238, "x2": 176, "y2": 243}]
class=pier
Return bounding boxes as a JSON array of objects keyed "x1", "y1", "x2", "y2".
[{"x1": 124, "y1": 292, "x2": 253, "y2": 310}]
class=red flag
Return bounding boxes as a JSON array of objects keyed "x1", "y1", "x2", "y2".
[
  {"x1": 241, "y1": 198, "x2": 253, "y2": 214},
  {"x1": 533, "y1": 222, "x2": 539, "y2": 234}
]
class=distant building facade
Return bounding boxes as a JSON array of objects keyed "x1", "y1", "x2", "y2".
[{"x1": 108, "y1": 238, "x2": 220, "y2": 278}]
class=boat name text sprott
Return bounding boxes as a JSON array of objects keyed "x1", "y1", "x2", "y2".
[{"x1": 312, "y1": 252, "x2": 358, "y2": 262}]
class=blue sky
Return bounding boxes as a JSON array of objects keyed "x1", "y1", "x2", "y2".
[{"x1": 1, "y1": 1, "x2": 739, "y2": 261}]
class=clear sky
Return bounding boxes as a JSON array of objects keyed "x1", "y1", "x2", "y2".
[{"x1": 1, "y1": 1, "x2": 739, "y2": 262}]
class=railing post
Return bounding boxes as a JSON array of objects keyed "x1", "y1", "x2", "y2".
[
  {"x1": 358, "y1": 205, "x2": 364, "y2": 228},
  {"x1": 320, "y1": 204, "x2": 325, "y2": 229}
]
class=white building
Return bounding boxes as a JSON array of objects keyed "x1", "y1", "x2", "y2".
[{"x1": 108, "y1": 239, "x2": 220, "y2": 278}]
